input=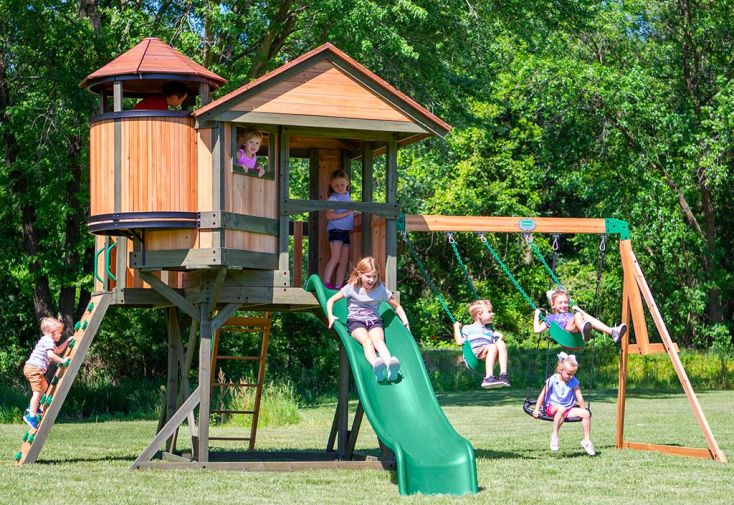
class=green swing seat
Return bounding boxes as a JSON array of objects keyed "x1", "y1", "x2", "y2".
[
  {"x1": 462, "y1": 341, "x2": 480, "y2": 371},
  {"x1": 548, "y1": 321, "x2": 585, "y2": 349}
]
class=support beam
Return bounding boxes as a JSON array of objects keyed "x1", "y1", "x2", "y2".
[
  {"x1": 361, "y1": 142, "x2": 373, "y2": 257},
  {"x1": 139, "y1": 271, "x2": 197, "y2": 319},
  {"x1": 198, "y1": 304, "x2": 212, "y2": 462},
  {"x1": 405, "y1": 215, "x2": 608, "y2": 234},
  {"x1": 625, "y1": 243, "x2": 727, "y2": 463},
  {"x1": 384, "y1": 140, "x2": 398, "y2": 291},
  {"x1": 131, "y1": 387, "x2": 201, "y2": 468}
]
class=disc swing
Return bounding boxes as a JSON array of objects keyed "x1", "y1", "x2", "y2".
[{"x1": 521, "y1": 234, "x2": 607, "y2": 422}]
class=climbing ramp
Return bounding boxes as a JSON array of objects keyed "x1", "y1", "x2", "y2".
[{"x1": 16, "y1": 293, "x2": 113, "y2": 464}]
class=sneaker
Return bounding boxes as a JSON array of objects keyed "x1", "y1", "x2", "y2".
[
  {"x1": 23, "y1": 413, "x2": 39, "y2": 430},
  {"x1": 481, "y1": 376, "x2": 503, "y2": 389},
  {"x1": 324, "y1": 282, "x2": 335, "y2": 290},
  {"x1": 581, "y1": 321, "x2": 593, "y2": 340},
  {"x1": 611, "y1": 323, "x2": 627, "y2": 344},
  {"x1": 387, "y1": 357, "x2": 401, "y2": 381},
  {"x1": 498, "y1": 373, "x2": 511, "y2": 387},
  {"x1": 550, "y1": 434, "x2": 559, "y2": 452},
  {"x1": 581, "y1": 439, "x2": 596, "y2": 456},
  {"x1": 373, "y1": 358, "x2": 387, "y2": 382}
]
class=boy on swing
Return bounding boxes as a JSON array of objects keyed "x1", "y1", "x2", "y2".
[{"x1": 454, "y1": 299, "x2": 510, "y2": 389}]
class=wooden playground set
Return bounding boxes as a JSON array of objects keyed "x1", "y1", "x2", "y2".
[{"x1": 14, "y1": 38, "x2": 726, "y2": 495}]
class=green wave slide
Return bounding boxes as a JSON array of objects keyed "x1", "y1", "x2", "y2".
[{"x1": 305, "y1": 274, "x2": 478, "y2": 496}]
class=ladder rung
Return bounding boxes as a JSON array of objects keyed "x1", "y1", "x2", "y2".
[
  {"x1": 209, "y1": 437, "x2": 252, "y2": 441},
  {"x1": 213, "y1": 383, "x2": 259, "y2": 388},
  {"x1": 215, "y1": 356, "x2": 260, "y2": 361},
  {"x1": 211, "y1": 410, "x2": 256, "y2": 415}
]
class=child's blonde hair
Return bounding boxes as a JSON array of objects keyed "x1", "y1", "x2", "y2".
[
  {"x1": 346, "y1": 257, "x2": 381, "y2": 288},
  {"x1": 555, "y1": 351, "x2": 579, "y2": 374},
  {"x1": 239, "y1": 127, "x2": 263, "y2": 146},
  {"x1": 549, "y1": 288, "x2": 569, "y2": 307},
  {"x1": 40, "y1": 317, "x2": 63, "y2": 334},
  {"x1": 327, "y1": 169, "x2": 349, "y2": 196},
  {"x1": 468, "y1": 299, "x2": 492, "y2": 320}
]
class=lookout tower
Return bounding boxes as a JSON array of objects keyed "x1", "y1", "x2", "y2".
[{"x1": 19, "y1": 39, "x2": 453, "y2": 472}]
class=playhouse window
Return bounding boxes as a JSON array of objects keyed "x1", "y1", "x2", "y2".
[{"x1": 232, "y1": 125, "x2": 274, "y2": 180}]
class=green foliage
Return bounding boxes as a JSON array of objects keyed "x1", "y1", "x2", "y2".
[{"x1": 1, "y1": 0, "x2": 733, "y2": 399}]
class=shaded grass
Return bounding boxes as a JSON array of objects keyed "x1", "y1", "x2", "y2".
[{"x1": 2, "y1": 389, "x2": 733, "y2": 504}]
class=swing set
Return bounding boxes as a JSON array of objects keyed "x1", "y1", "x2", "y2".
[{"x1": 399, "y1": 214, "x2": 727, "y2": 463}]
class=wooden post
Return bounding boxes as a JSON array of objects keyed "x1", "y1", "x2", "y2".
[
  {"x1": 308, "y1": 149, "x2": 320, "y2": 276},
  {"x1": 198, "y1": 83, "x2": 210, "y2": 106},
  {"x1": 336, "y1": 342, "x2": 350, "y2": 459},
  {"x1": 616, "y1": 240, "x2": 634, "y2": 448},
  {"x1": 384, "y1": 139, "x2": 398, "y2": 291},
  {"x1": 279, "y1": 126, "x2": 291, "y2": 271},
  {"x1": 361, "y1": 142, "x2": 373, "y2": 257},
  {"x1": 165, "y1": 308, "x2": 181, "y2": 427},
  {"x1": 197, "y1": 304, "x2": 212, "y2": 462},
  {"x1": 293, "y1": 221, "x2": 303, "y2": 287}
]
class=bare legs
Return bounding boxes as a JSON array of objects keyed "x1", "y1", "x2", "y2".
[
  {"x1": 324, "y1": 241, "x2": 350, "y2": 288},
  {"x1": 552, "y1": 407, "x2": 592, "y2": 441},
  {"x1": 350, "y1": 326, "x2": 391, "y2": 366},
  {"x1": 477, "y1": 340, "x2": 508, "y2": 378},
  {"x1": 567, "y1": 309, "x2": 613, "y2": 335}
]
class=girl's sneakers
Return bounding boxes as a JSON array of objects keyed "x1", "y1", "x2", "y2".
[
  {"x1": 581, "y1": 439, "x2": 596, "y2": 456},
  {"x1": 373, "y1": 358, "x2": 387, "y2": 382},
  {"x1": 611, "y1": 323, "x2": 627, "y2": 344},
  {"x1": 550, "y1": 434, "x2": 560, "y2": 452},
  {"x1": 387, "y1": 357, "x2": 401, "y2": 381}
]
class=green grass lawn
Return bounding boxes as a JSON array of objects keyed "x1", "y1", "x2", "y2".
[{"x1": 2, "y1": 389, "x2": 733, "y2": 504}]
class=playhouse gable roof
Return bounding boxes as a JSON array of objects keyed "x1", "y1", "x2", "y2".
[{"x1": 194, "y1": 43, "x2": 451, "y2": 141}]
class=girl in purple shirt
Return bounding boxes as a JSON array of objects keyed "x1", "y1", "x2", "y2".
[
  {"x1": 533, "y1": 289, "x2": 627, "y2": 343},
  {"x1": 532, "y1": 352, "x2": 595, "y2": 455}
]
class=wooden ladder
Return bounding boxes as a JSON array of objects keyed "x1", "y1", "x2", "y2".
[
  {"x1": 16, "y1": 292, "x2": 113, "y2": 464},
  {"x1": 209, "y1": 315, "x2": 272, "y2": 450}
]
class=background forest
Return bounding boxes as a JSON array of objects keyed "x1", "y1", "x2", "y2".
[{"x1": 1, "y1": 0, "x2": 732, "y2": 407}]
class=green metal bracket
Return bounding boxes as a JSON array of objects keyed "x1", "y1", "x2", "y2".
[
  {"x1": 93, "y1": 247, "x2": 105, "y2": 284},
  {"x1": 50, "y1": 376, "x2": 58, "y2": 385},
  {"x1": 605, "y1": 218, "x2": 630, "y2": 240},
  {"x1": 87, "y1": 302, "x2": 94, "y2": 312},
  {"x1": 15, "y1": 451, "x2": 22, "y2": 461},
  {"x1": 396, "y1": 213, "x2": 406, "y2": 232},
  {"x1": 68, "y1": 338, "x2": 76, "y2": 349},
  {"x1": 105, "y1": 241, "x2": 118, "y2": 282},
  {"x1": 22, "y1": 431, "x2": 29, "y2": 442},
  {"x1": 28, "y1": 433, "x2": 35, "y2": 443},
  {"x1": 81, "y1": 320, "x2": 88, "y2": 330}
]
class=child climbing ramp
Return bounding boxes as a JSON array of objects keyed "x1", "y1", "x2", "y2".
[{"x1": 16, "y1": 293, "x2": 113, "y2": 465}]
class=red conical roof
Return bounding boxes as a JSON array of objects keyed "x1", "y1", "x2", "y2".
[{"x1": 81, "y1": 37, "x2": 225, "y2": 94}]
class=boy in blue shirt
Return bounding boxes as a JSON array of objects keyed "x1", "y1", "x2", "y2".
[
  {"x1": 23, "y1": 317, "x2": 70, "y2": 429},
  {"x1": 453, "y1": 299, "x2": 510, "y2": 389}
]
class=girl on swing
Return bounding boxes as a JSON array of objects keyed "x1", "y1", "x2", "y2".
[
  {"x1": 533, "y1": 288, "x2": 627, "y2": 343},
  {"x1": 532, "y1": 352, "x2": 595, "y2": 455}
]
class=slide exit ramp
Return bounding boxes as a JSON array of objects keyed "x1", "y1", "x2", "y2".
[{"x1": 306, "y1": 275, "x2": 477, "y2": 496}]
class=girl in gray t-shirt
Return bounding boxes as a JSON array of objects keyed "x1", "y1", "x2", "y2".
[{"x1": 326, "y1": 257, "x2": 410, "y2": 382}]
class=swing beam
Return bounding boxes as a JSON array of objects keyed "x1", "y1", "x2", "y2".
[{"x1": 402, "y1": 214, "x2": 726, "y2": 463}]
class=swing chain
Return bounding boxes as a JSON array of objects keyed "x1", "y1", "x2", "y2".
[
  {"x1": 552, "y1": 234, "x2": 560, "y2": 251},
  {"x1": 401, "y1": 231, "x2": 456, "y2": 324},
  {"x1": 477, "y1": 232, "x2": 542, "y2": 316},
  {"x1": 599, "y1": 233, "x2": 606, "y2": 252},
  {"x1": 446, "y1": 232, "x2": 480, "y2": 301}
]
